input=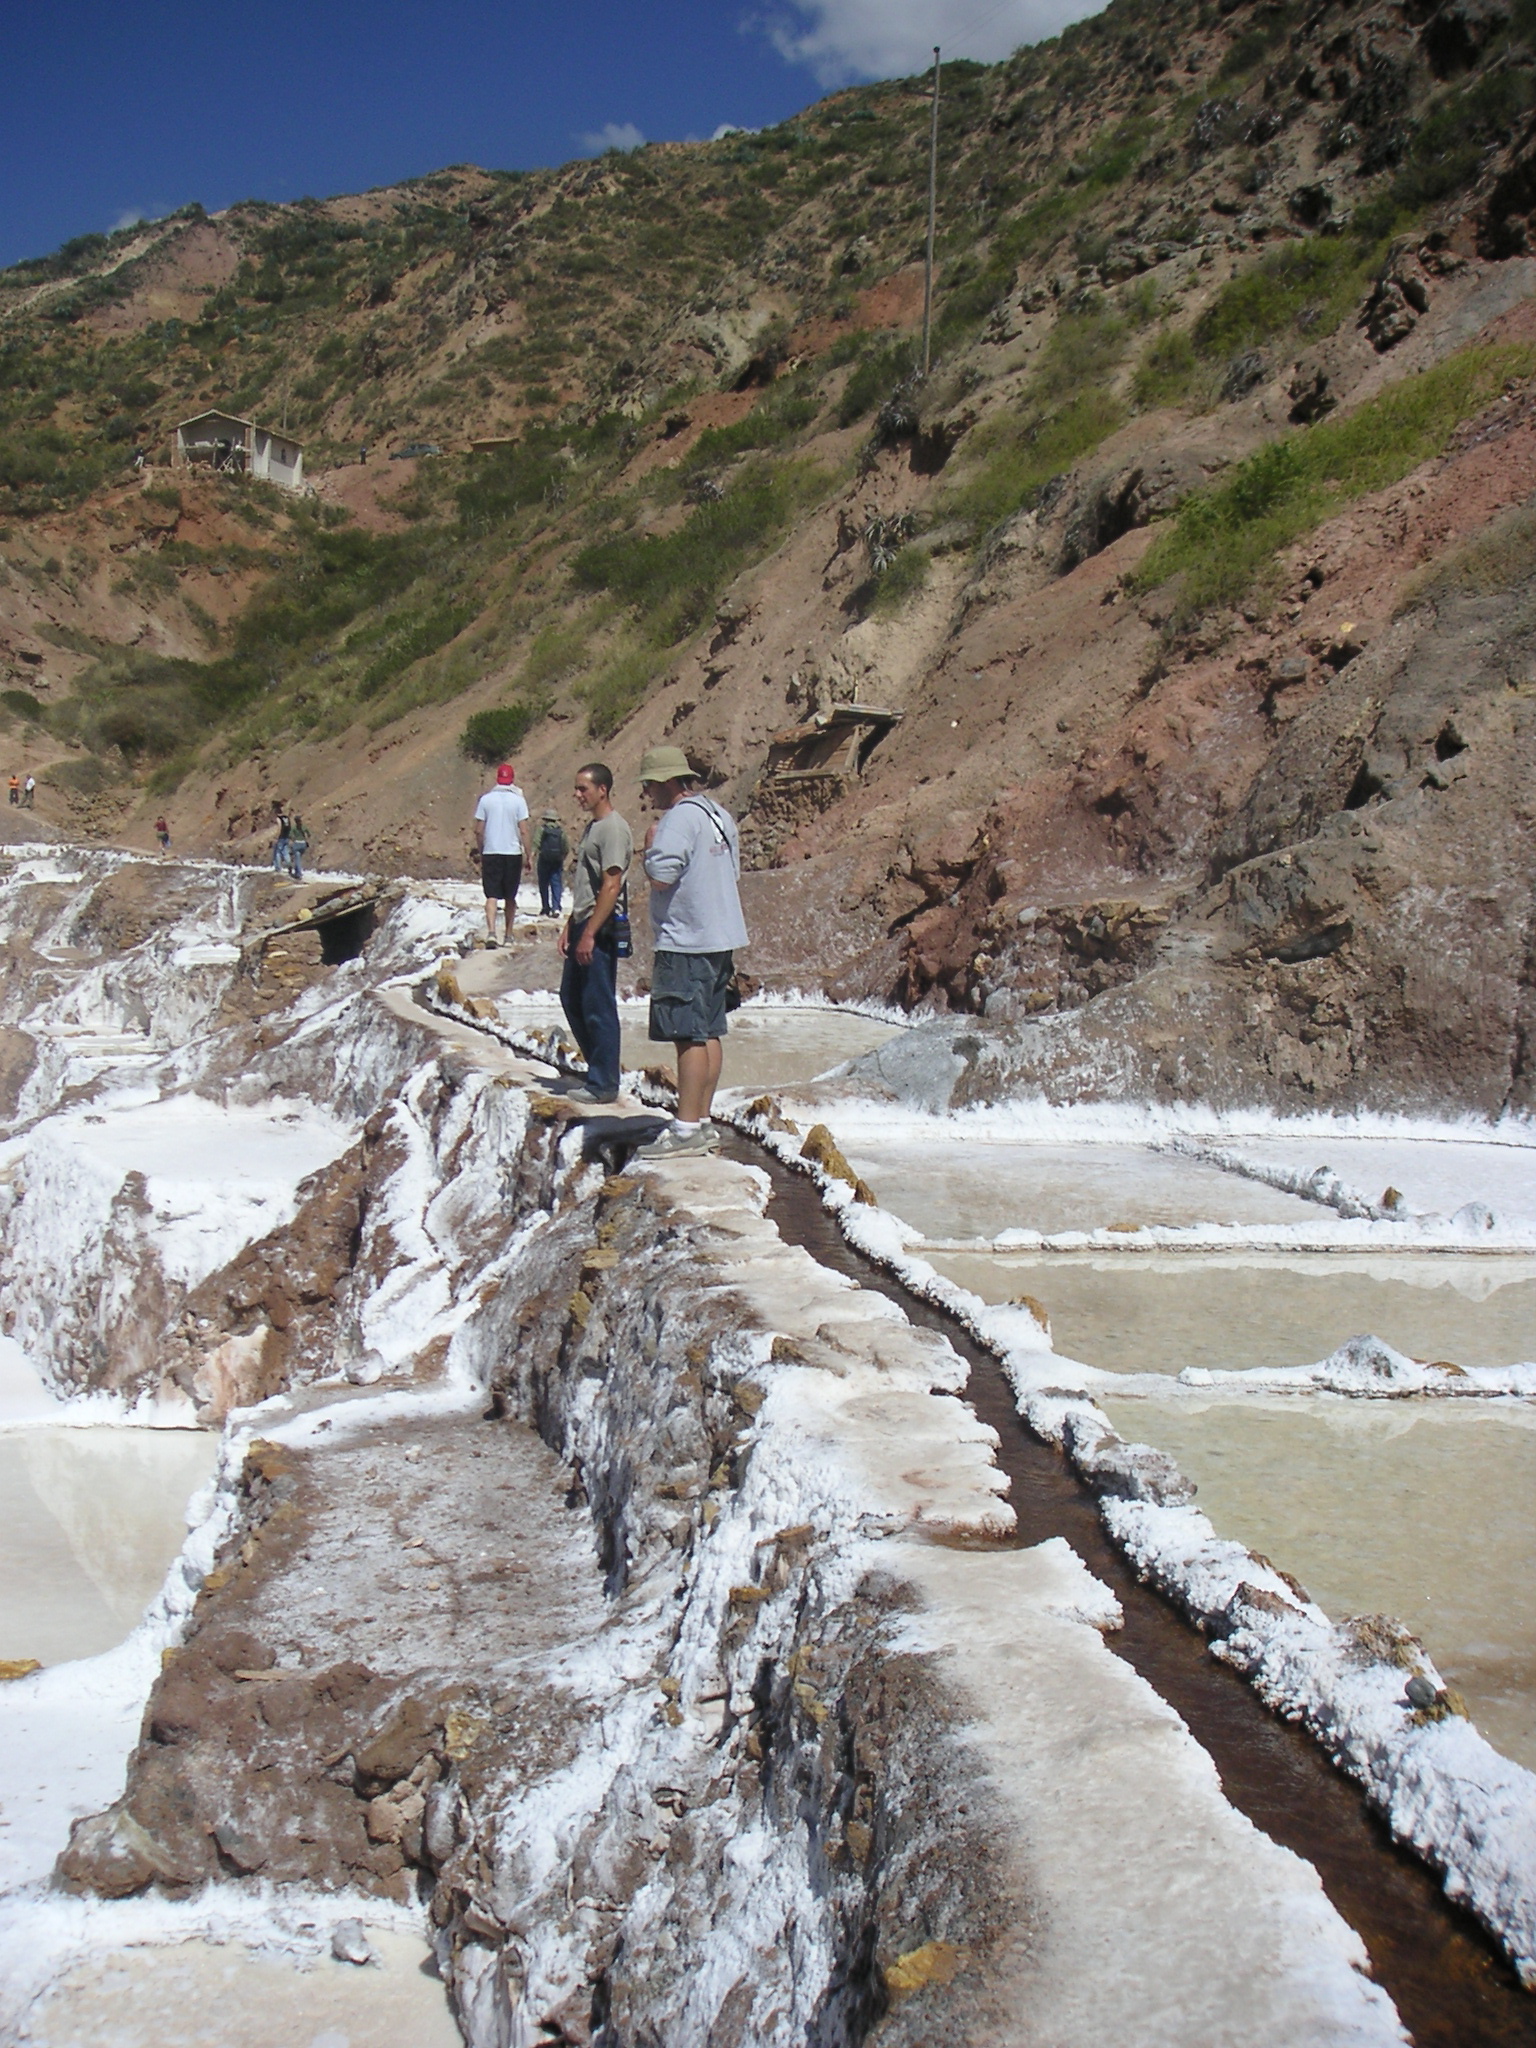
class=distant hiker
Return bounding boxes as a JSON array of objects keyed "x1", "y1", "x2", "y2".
[
  {"x1": 360, "y1": 444, "x2": 369, "y2": 465},
  {"x1": 635, "y1": 745, "x2": 747, "y2": 1160},
  {"x1": 272, "y1": 806, "x2": 291, "y2": 871},
  {"x1": 473, "y1": 763, "x2": 531, "y2": 946},
  {"x1": 154, "y1": 816, "x2": 170, "y2": 851},
  {"x1": 558, "y1": 763, "x2": 631, "y2": 1104},
  {"x1": 7, "y1": 777, "x2": 17, "y2": 807},
  {"x1": 287, "y1": 814, "x2": 310, "y2": 880},
  {"x1": 22, "y1": 775, "x2": 34, "y2": 809},
  {"x1": 536, "y1": 806, "x2": 568, "y2": 918}
]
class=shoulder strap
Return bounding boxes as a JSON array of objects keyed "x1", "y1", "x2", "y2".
[{"x1": 679, "y1": 795, "x2": 731, "y2": 845}]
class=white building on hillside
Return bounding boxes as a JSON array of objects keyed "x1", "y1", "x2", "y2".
[{"x1": 173, "y1": 410, "x2": 304, "y2": 490}]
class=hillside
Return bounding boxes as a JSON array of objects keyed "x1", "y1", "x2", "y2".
[{"x1": 5, "y1": 0, "x2": 1536, "y2": 1112}]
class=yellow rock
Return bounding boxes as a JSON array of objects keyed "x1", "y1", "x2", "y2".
[
  {"x1": 884, "y1": 1940, "x2": 967, "y2": 1999},
  {"x1": 0, "y1": 1658, "x2": 41, "y2": 1682},
  {"x1": 445, "y1": 1706, "x2": 490, "y2": 1761}
]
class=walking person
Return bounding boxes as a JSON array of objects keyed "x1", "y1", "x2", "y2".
[
  {"x1": 7, "y1": 776, "x2": 17, "y2": 808},
  {"x1": 22, "y1": 775, "x2": 34, "y2": 809},
  {"x1": 154, "y1": 815, "x2": 171, "y2": 852},
  {"x1": 472, "y1": 763, "x2": 531, "y2": 946},
  {"x1": 287, "y1": 813, "x2": 310, "y2": 880},
  {"x1": 558, "y1": 763, "x2": 631, "y2": 1105},
  {"x1": 271, "y1": 805, "x2": 291, "y2": 872},
  {"x1": 635, "y1": 746, "x2": 747, "y2": 1161},
  {"x1": 536, "y1": 807, "x2": 568, "y2": 919}
]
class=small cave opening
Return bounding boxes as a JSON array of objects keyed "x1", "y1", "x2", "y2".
[
  {"x1": 1344, "y1": 763, "x2": 1384, "y2": 809},
  {"x1": 1434, "y1": 721, "x2": 1468, "y2": 762},
  {"x1": 318, "y1": 904, "x2": 377, "y2": 965}
]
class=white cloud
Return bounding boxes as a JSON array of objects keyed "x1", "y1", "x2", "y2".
[
  {"x1": 761, "y1": 0, "x2": 1102, "y2": 85},
  {"x1": 576, "y1": 120, "x2": 646, "y2": 155}
]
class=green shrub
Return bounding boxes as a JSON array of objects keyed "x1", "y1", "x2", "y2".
[
  {"x1": 867, "y1": 543, "x2": 930, "y2": 614},
  {"x1": 456, "y1": 436, "x2": 567, "y2": 533},
  {"x1": 1135, "y1": 340, "x2": 1536, "y2": 622},
  {"x1": 837, "y1": 340, "x2": 917, "y2": 426},
  {"x1": 0, "y1": 690, "x2": 44, "y2": 723},
  {"x1": 460, "y1": 701, "x2": 544, "y2": 761}
]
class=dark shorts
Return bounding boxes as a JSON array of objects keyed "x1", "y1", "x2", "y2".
[
  {"x1": 481, "y1": 852, "x2": 522, "y2": 902},
  {"x1": 649, "y1": 949, "x2": 733, "y2": 1045}
]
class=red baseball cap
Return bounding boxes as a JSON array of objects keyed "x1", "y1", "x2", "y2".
[{"x1": 495, "y1": 764, "x2": 515, "y2": 785}]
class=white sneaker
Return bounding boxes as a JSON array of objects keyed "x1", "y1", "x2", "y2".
[{"x1": 637, "y1": 1122, "x2": 716, "y2": 1160}]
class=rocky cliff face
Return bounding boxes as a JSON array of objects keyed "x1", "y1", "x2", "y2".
[{"x1": 6, "y1": 0, "x2": 1536, "y2": 1111}]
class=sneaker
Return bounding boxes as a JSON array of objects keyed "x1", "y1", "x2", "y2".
[
  {"x1": 483, "y1": 936, "x2": 499, "y2": 950},
  {"x1": 636, "y1": 1122, "x2": 716, "y2": 1160},
  {"x1": 563, "y1": 1083, "x2": 619, "y2": 1106}
]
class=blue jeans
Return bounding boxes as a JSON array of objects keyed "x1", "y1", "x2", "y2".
[
  {"x1": 538, "y1": 859, "x2": 563, "y2": 918},
  {"x1": 559, "y1": 918, "x2": 620, "y2": 1095}
]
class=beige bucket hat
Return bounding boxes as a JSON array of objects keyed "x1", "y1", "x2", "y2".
[{"x1": 637, "y1": 745, "x2": 694, "y2": 784}]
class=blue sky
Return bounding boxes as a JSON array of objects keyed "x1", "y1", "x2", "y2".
[{"x1": 1, "y1": 0, "x2": 1098, "y2": 271}]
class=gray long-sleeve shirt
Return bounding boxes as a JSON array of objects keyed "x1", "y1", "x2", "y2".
[{"x1": 643, "y1": 796, "x2": 749, "y2": 954}]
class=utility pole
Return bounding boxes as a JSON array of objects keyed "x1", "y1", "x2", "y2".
[{"x1": 921, "y1": 45, "x2": 941, "y2": 380}]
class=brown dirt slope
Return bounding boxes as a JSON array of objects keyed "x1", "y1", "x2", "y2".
[{"x1": 6, "y1": 0, "x2": 1536, "y2": 1108}]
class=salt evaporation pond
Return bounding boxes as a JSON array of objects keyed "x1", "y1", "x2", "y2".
[
  {"x1": 0, "y1": 1427, "x2": 217, "y2": 1667},
  {"x1": 841, "y1": 1138, "x2": 1319, "y2": 1239},
  {"x1": 928, "y1": 1249, "x2": 1536, "y2": 1374},
  {"x1": 498, "y1": 996, "x2": 902, "y2": 1088},
  {"x1": 1098, "y1": 1393, "x2": 1536, "y2": 1773},
  {"x1": 23, "y1": 1927, "x2": 461, "y2": 2048},
  {"x1": 1217, "y1": 1133, "x2": 1536, "y2": 1223}
]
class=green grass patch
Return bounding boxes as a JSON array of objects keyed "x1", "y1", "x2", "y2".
[
  {"x1": 941, "y1": 295, "x2": 1149, "y2": 535},
  {"x1": 575, "y1": 640, "x2": 669, "y2": 738},
  {"x1": 572, "y1": 458, "x2": 826, "y2": 646},
  {"x1": 1193, "y1": 236, "x2": 1382, "y2": 360},
  {"x1": 1395, "y1": 499, "x2": 1536, "y2": 613},
  {"x1": 1133, "y1": 327, "x2": 1204, "y2": 410},
  {"x1": 1135, "y1": 341, "x2": 1536, "y2": 622},
  {"x1": 358, "y1": 598, "x2": 476, "y2": 698}
]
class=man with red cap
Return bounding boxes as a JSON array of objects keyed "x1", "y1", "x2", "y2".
[{"x1": 473, "y1": 763, "x2": 532, "y2": 947}]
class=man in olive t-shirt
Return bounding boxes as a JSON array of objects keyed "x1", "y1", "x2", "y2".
[{"x1": 558, "y1": 761, "x2": 632, "y2": 1103}]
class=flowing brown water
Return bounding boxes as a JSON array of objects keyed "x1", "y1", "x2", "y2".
[{"x1": 726, "y1": 1135, "x2": 1536, "y2": 2048}]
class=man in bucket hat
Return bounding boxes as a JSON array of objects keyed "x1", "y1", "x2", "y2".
[
  {"x1": 635, "y1": 745, "x2": 747, "y2": 1160},
  {"x1": 473, "y1": 763, "x2": 532, "y2": 948}
]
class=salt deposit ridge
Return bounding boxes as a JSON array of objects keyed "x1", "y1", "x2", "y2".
[{"x1": 0, "y1": 846, "x2": 1530, "y2": 2043}]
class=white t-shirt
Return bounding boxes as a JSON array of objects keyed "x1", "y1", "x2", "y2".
[{"x1": 475, "y1": 785, "x2": 529, "y2": 856}]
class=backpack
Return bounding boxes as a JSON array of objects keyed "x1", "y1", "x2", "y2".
[{"x1": 539, "y1": 820, "x2": 568, "y2": 861}]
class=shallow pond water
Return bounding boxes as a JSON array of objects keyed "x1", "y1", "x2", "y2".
[
  {"x1": 0, "y1": 1427, "x2": 217, "y2": 1667},
  {"x1": 841, "y1": 1140, "x2": 1320, "y2": 1239},
  {"x1": 497, "y1": 997, "x2": 903, "y2": 1090},
  {"x1": 21, "y1": 1927, "x2": 460, "y2": 2048},
  {"x1": 928, "y1": 1249, "x2": 1536, "y2": 1374},
  {"x1": 1099, "y1": 1393, "x2": 1536, "y2": 1773}
]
